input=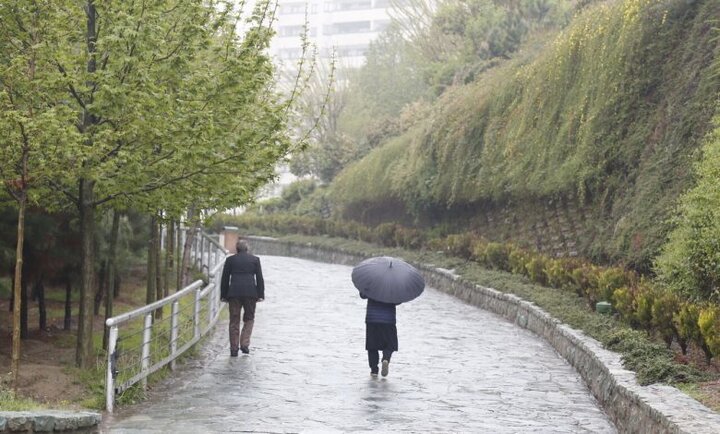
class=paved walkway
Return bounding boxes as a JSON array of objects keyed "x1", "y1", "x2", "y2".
[{"x1": 103, "y1": 256, "x2": 616, "y2": 433}]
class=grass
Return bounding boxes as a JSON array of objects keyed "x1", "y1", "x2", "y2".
[{"x1": 0, "y1": 386, "x2": 42, "y2": 411}]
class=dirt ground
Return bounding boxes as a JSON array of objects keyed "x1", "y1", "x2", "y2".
[
  {"x1": 0, "y1": 267, "x2": 147, "y2": 409},
  {"x1": 0, "y1": 312, "x2": 88, "y2": 408}
]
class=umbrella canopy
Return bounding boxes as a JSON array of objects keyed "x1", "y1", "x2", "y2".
[{"x1": 351, "y1": 256, "x2": 425, "y2": 304}]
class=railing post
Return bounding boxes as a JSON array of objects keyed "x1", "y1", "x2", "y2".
[
  {"x1": 195, "y1": 230, "x2": 202, "y2": 269},
  {"x1": 194, "y1": 289, "x2": 201, "y2": 340},
  {"x1": 141, "y1": 313, "x2": 152, "y2": 390},
  {"x1": 207, "y1": 241, "x2": 212, "y2": 272},
  {"x1": 106, "y1": 325, "x2": 119, "y2": 412},
  {"x1": 170, "y1": 301, "x2": 179, "y2": 370},
  {"x1": 209, "y1": 274, "x2": 217, "y2": 323}
]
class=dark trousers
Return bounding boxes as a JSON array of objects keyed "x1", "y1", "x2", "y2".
[
  {"x1": 368, "y1": 350, "x2": 393, "y2": 373},
  {"x1": 228, "y1": 297, "x2": 257, "y2": 350}
]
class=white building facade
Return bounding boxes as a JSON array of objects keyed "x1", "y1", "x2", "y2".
[{"x1": 271, "y1": 0, "x2": 393, "y2": 69}]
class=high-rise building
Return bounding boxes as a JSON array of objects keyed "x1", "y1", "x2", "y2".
[{"x1": 271, "y1": 0, "x2": 392, "y2": 70}]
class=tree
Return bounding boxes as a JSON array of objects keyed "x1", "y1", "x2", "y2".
[
  {"x1": 1, "y1": 0, "x2": 306, "y2": 369},
  {"x1": 0, "y1": 0, "x2": 81, "y2": 388}
]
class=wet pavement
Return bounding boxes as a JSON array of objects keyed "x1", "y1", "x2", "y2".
[{"x1": 103, "y1": 255, "x2": 616, "y2": 433}]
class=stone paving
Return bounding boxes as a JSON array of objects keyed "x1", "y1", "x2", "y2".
[{"x1": 103, "y1": 255, "x2": 616, "y2": 433}]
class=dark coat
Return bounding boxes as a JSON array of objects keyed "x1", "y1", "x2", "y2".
[
  {"x1": 361, "y1": 294, "x2": 397, "y2": 324},
  {"x1": 221, "y1": 252, "x2": 264, "y2": 300}
]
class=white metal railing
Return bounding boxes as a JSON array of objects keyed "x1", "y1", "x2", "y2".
[{"x1": 105, "y1": 230, "x2": 228, "y2": 412}]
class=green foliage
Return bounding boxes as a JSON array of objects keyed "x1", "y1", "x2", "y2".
[
  {"x1": 655, "y1": 118, "x2": 720, "y2": 301},
  {"x1": 651, "y1": 290, "x2": 681, "y2": 348},
  {"x1": 699, "y1": 305, "x2": 720, "y2": 359},
  {"x1": 674, "y1": 303, "x2": 711, "y2": 361},
  {"x1": 330, "y1": 0, "x2": 720, "y2": 268},
  {"x1": 603, "y1": 328, "x2": 705, "y2": 385}
]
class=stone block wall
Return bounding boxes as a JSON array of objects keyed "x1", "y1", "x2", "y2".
[{"x1": 247, "y1": 236, "x2": 720, "y2": 434}]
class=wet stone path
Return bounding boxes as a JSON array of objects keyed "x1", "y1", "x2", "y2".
[{"x1": 104, "y1": 256, "x2": 616, "y2": 433}]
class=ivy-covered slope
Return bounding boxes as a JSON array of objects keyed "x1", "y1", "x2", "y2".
[{"x1": 329, "y1": 0, "x2": 720, "y2": 270}]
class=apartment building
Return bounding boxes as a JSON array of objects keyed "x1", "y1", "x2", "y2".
[{"x1": 271, "y1": 0, "x2": 392, "y2": 69}]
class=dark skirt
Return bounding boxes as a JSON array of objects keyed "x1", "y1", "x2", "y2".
[{"x1": 365, "y1": 323, "x2": 398, "y2": 352}]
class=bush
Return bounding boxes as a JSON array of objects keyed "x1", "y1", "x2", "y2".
[
  {"x1": 525, "y1": 256, "x2": 548, "y2": 286},
  {"x1": 674, "y1": 303, "x2": 712, "y2": 362},
  {"x1": 544, "y1": 258, "x2": 576, "y2": 290},
  {"x1": 445, "y1": 233, "x2": 477, "y2": 259},
  {"x1": 651, "y1": 291, "x2": 682, "y2": 349},
  {"x1": 634, "y1": 284, "x2": 656, "y2": 331},
  {"x1": 596, "y1": 267, "x2": 633, "y2": 303},
  {"x1": 613, "y1": 286, "x2": 636, "y2": 324},
  {"x1": 484, "y1": 242, "x2": 510, "y2": 271},
  {"x1": 508, "y1": 248, "x2": 530, "y2": 275},
  {"x1": 699, "y1": 305, "x2": 720, "y2": 362},
  {"x1": 374, "y1": 223, "x2": 398, "y2": 247}
]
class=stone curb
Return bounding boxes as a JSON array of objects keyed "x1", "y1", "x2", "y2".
[
  {"x1": 246, "y1": 236, "x2": 720, "y2": 434},
  {"x1": 0, "y1": 411, "x2": 101, "y2": 432}
]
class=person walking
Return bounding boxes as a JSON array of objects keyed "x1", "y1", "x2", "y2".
[
  {"x1": 221, "y1": 239, "x2": 264, "y2": 356},
  {"x1": 361, "y1": 294, "x2": 398, "y2": 377}
]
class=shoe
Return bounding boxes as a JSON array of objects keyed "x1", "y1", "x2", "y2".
[
  {"x1": 230, "y1": 349, "x2": 238, "y2": 357},
  {"x1": 370, "y1": 371, "x2": 378, "y2": 378},
  {"x1": 381, "y1": 360, "x2": 389, "y2": 377},
  {"x1": 240, "y1": 346, "x2": 250, "y2": 354}
]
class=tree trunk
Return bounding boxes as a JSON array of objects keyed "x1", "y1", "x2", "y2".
[
  {"x1": 76, "y1": 0, "x2": 98, "y2": 369},
  {"x1": 76, "y1": 178, "x2": 96, "y2": 368},
  {"x1": 181, "y1": 225, "x2": 199, "y2": 287},
  {"x1": 156, "y1": 220, "x2": 163, "y2": 290},
  {"x1": 166, "y1": 219, "x2": 175, "y2": 294},
  {"x1": 94, "y1": 260, "x2": 106, "y2": 316},
  {"x1": 20, "y1": 273, "x2": 28, "y2": 340},
  {"x1": 147, "y1": 214, "x2": 158, "y2": 309},
  {"x1": 181, "y1": 207, "x2": 199, "y2": 287},
  {"x1": 11, "y1": 194, "x2": 26, "y2": 390},
  {"x1": 154, "y1": 217, "x2": 163, "y2": 319},
  {"x1": 64, "y1": 277, "x2": 72, "y2": 331},
  {"x1": 103, "y1": 210, "x2": 120, "y2": 350},
  {"x1": 36, "y1": 279, "x2": 46, "y2": 332},
  {"x1": 176, "y1": 220, "x2": 182, "y2": 291}
]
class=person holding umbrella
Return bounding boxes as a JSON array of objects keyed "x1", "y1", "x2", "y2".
[{"x1": 352, "y1": 256, "x2": 425, "y2": 377}]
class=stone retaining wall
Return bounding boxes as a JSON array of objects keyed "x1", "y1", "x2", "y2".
[
  {"x1": 247, "y1": 236, "x2": 720, "y2": 434},
  {"x1": 0, "y1": 411, "x2": 100, "y2": 433}
]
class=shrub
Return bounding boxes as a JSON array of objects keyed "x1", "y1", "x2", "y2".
[
  {"x1": 374, "y1": 223, "x2": 398, "y2": 247},
  {"x1": 445, "y1": 233, "x2": 477, "y2": 259},
  {"x1": 545, "y1": 258, "x2": 576, "y2": 290},
  {"x1": 674, "y1": 303, "x2": 712, "y2": 362},
  {"x1": 651, "y1": 291, "x2": 682, "y2": 349},
  {"x1": 508, "y1": 248, "x2": 530, "y2": 275},
  {"x1": 634, "y1": 284, "x2": 656, "y2": 331},
  {"x1": 596, "y1": 267, "x2": 633, "y2": 303},
  {"x1": 699, "y1": 305, "x2": 720, "y2": 362},
  {"x1": 525, "y1": 256, "x2": 548, "y2": 286},
  {"x1": 484, "y1": 242, "x2": 510, "y2": 271},
  {"x1": 613, "y1": 286, "x2": 636, "y2": 324}
]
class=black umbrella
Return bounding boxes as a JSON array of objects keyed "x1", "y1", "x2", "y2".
[{"x1": 351, "y1": 256, "x2": 425, "y2": 304}]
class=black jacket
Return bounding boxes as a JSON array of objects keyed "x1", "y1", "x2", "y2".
[{"x1": 221, "y1": 252, "x2": 264, "y2": 299}]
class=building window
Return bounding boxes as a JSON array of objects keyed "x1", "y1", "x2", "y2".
[
  {"x1": 336, "y1": 44, "x2": 368, "y2": 57},
  {"x1": 278, "y1": 48, "x2": 303, "y2": 60},
  {"x1": 279, "y1": 2, "x2": 307, "y2": 15},
  {"x1": 279, "y1": 25, "x2": 305, "y2": 37},
  {"x1": 324, "y1": 21, "x2": 371, "y2": 34},
  {"x1": 324, "y1": 0, "x2": 372, "y2": 12},
  {"x1": 372, "y1": 20, "x2": 390, "y2": 32}
]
